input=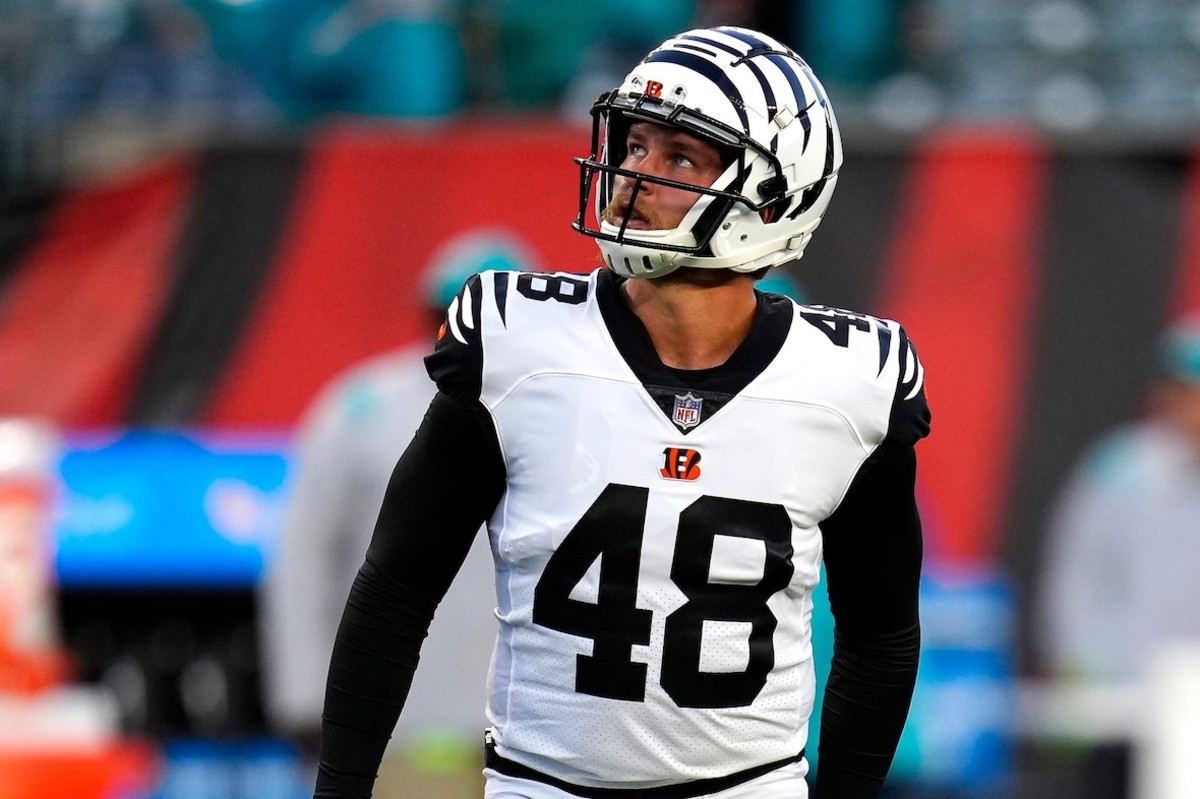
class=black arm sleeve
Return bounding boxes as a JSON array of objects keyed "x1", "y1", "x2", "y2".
[
  {"x1": 813, "y1": 444, "x2": 923, "y2": 799},
  {"x1": 314, "y1": 390, "x2": 505, "y2": 798}
]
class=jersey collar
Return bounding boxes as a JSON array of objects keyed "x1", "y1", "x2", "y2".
[{"x1": 596, "y1": 268, "x2": 793, "y2": 431}]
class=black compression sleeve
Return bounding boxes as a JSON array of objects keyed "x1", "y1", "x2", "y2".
[
  {"x1": 813, "y1": 444, "x2": 923, "y2": 799},
  {"x1": 314, "y1": 391, "x2": 505, "y2": 798}
]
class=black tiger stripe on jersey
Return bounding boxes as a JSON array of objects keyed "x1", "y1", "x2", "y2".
[
  {"x1": 876, "y1": 322, "x2": 893, "y2": 377},
  {"x1": 494, "y1": 271, "x2": 510, "y2": 326},
  {"x1": 427, "y1": 273, "x2": 487, "y2": 403},
  {"x1": 446, "y1": 273, "x2": 485, "y2": 346},
  {"x1": 887, "y1": 326, "x2": 930, "y2": 447},
  {"x1": 895, "y1": 327, "x2": 919, "y2": 398}
]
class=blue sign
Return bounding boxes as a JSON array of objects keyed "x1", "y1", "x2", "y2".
[
  {"x1": 809, "y1": 567, "x2": 1014, "y2": 796},
  {"x1": 900, "y1": 569, "x2": 1015, "y2": 796},
  {"x1": 54, "y1": 430, "x2": 290, "y2": 588}
]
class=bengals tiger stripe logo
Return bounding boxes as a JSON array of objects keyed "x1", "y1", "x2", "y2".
[{"x1": 660, "y1": 447, "x2": 701, "y2": 481}]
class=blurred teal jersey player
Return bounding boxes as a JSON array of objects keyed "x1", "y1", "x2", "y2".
[
  {"x1": 259, "y1": 229, "x2": 540, "y2": 753},
  {"x1": 1040, "y1": 314, "x2": 1200, "y2": 684},
  {"x1": 1038, "y1": 314, "x2": 1200, "y2": 799}
]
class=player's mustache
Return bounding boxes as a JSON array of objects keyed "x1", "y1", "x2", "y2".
[{"x1": 601, "y1": 193, "x2": 667, "y2": 230}]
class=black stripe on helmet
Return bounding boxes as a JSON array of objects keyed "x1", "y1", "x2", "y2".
[
  {"x1": 741, "y1": 59, "x2": 778, "y2": 126},
  {"x1": 717, "y1": 27, "x2": 784, "y2": 55},
  {"x1": 822, "y1": 116, "x2": 835, "y2": 175},
  {"x1": 675, "y1": 42, "x2": 721, "y2": 58},
  {"x1": 787, "y1": 121, "x2": 836, "y2": 220},
  {"x1": 711, "y1": 28, "x2": 815, "y2": 116},
  {"x1": 765, "y1": 54, "x2": 812, "y2": 113},
  {"x1": 799, "y1": 65, "x2": 830, "y2": 109},
  {"x1": 679, "y1": 32, "x2": 743, "y2": 57},
  {"x1": 644, "y1": 50, "x2": 750, "y2": 133},
  {"x1": 678, "y1": 33, "x2": 778, "y2": 123}
]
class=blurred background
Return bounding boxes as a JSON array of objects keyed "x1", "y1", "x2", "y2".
[{"x1": 2, "y1": 0, "x2": 1200, "y2": 797}]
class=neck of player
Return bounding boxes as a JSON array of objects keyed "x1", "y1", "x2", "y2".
[{"x1": 621, "y1": 267, "x2": 758, "y2": 371}]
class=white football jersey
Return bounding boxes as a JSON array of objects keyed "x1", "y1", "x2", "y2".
[{"x1": 427, "y1": 268, "x2": 929, "y2": 790}]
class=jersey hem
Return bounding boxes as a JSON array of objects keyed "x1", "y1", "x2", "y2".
[{"x1": 484, "y1": 740, "x2": 805, "y2": 798}]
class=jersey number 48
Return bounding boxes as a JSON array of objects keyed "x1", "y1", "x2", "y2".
[{"x1": 532, "y1": 484, "x2": 795, "y2": 709}]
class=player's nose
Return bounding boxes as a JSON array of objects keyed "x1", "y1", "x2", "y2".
[{"x1": 615, "y1": 171, "x2": 655, "y2": 198}]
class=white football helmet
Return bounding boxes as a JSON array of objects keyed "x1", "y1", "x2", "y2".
[{"x1": 573, "y1": 26, "x2": 843, "y2": 279}]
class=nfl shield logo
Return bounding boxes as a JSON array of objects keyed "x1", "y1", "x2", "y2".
[{"x1": 672, "y1": 392, "x2": 703, "y2": 430}]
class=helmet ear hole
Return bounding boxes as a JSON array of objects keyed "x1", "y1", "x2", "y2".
[
  {"x1": 760, "y1": 197, "x2": 793, "y2": 224},
  {"x1": 755, "y1": 176, "x2": 790, "y2": 224}
]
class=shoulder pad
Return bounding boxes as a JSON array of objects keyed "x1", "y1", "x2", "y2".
[
  {"x1": 886, "y1": 324, "x2": 931, "y2": 447},
  {"x1": 425, "y1": 272, "x2": 485, "y2": 401},
  {"x1": 424, "y1": 270, "x2": 594, "y2": 401},
  {"x1": 796, "y1": 306, "x2": 930, "y2": 447}
]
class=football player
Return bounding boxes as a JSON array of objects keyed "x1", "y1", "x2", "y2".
[{"x1": 314, "y1": 26, "x2": 930, "y2": 799}]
